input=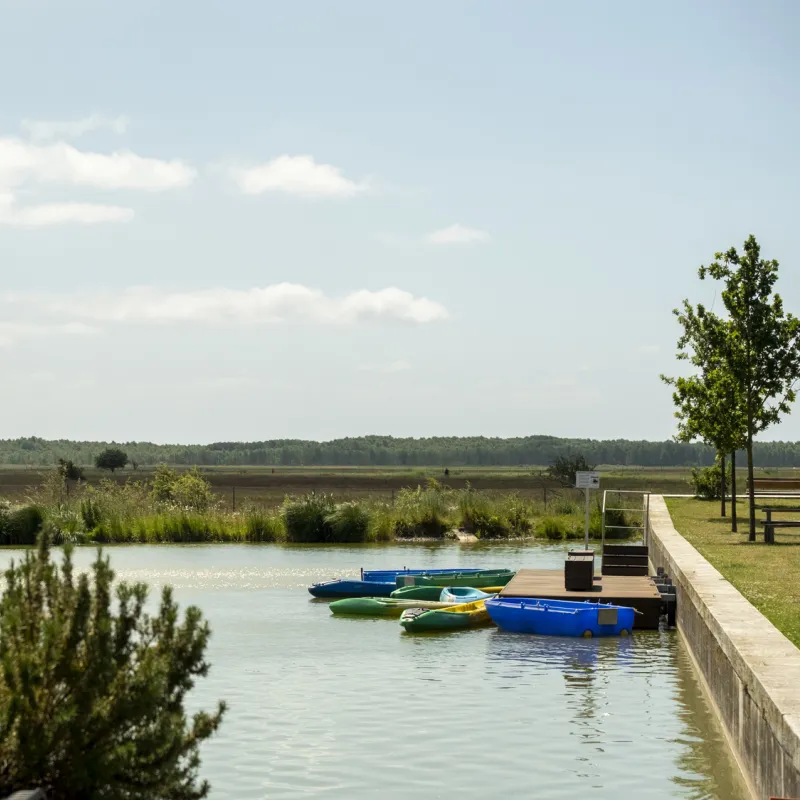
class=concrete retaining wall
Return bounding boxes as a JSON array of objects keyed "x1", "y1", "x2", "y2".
[{"x1": 648, "y1": 495, "x2": 800, "y2": 800}]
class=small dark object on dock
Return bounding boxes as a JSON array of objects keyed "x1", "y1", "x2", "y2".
[{"x1": 565, "y1": 549, "x2": 594, "y2": 591}]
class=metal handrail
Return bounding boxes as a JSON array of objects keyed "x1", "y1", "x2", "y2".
[{"x1": 601, "y1": 489, "x2": 651, "y2": 548}]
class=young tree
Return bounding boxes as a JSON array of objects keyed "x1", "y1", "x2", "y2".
[
  {"x1": 0, "y1": 535, "x2": 225, "y2": 799},
  {"x1": 662, "y1": 303, "x2": 747, "y2": 528},
  {"x1": 696, "y1": 236, "x2": 800, "y2": 539},
  {"x1": 547, "y1": 454, "x2": 595, "y2": 486},
  {"x1": 95, "y1": 447, "x2": 129, "y2": 473}
]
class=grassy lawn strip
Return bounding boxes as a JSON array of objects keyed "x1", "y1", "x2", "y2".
[{"x1": 666, "y1": 497, "x2": 800, "y2": 648}]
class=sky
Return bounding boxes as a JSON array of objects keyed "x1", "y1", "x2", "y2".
[{"x1": 1, "y1": 0, "x2": 800, "y2": 444}]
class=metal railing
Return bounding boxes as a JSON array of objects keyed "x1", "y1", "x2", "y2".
[{"x1": 601, "y1": 490, "x2": 651, "y2": 548}]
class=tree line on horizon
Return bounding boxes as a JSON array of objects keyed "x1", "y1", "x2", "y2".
[{"x1": 2, "y1": 433, "x2": 800, "y2": 468}]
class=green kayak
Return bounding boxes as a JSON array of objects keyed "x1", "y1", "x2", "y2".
[
  {"x1": 390, "y1": 585, "x2": 445, "y2": 601},
  {"x1": 399, "y1": 599, "x2": 492, "y2": 632},
  {"x1": 329, "y1": 597, "x2": 457, "y2": 617},
  {"x1": 395, "y1": 569, "x2": 515, "y2": 589}
]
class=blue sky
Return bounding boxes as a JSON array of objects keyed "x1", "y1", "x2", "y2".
[{"x1": 1, "y1": 0, "x2": 799, "y2": 444}]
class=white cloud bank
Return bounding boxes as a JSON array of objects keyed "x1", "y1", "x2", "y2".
[
  {"x1": 3, "y1": 284, "x2": 449, "y2": 325},
  {"x1": 0, "y1": 321, "x2": 97, "y2": 348},
  {"x1": 21, "y1": 114, "x2": 129, "y2": 142},
  {"x1": 231, "y1": 155, "x2": 367, "y2": 198},
  {"x1": 426, "y1": 224, "x2": 490, "y2": 245},
  {"x1": 0, "y1": 193, "x2": 133, "y2": 227},
  {"x1": 0, "y1": 137, "x2": 196, "y2": 191}
]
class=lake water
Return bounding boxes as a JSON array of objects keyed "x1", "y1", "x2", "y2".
[{"x1": 0, "y1": 543, "x2": 750, "y2": 799}]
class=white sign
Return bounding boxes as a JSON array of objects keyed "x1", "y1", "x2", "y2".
[{"x1": 575, "y1": 471, "x2": 600, "y2": 489}]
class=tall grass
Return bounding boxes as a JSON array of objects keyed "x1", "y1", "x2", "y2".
[{"x1": 7, "y1": 471, "x2": 637, "y2": 545}]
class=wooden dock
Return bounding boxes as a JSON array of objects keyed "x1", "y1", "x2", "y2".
[{"x1": 500, "y1": 569, "x2": 664, "y2": 629}]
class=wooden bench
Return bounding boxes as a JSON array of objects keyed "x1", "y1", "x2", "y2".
[
  {"x1": 601, "y1": 544, "x2": 649, "y2": 577},
  {"x1": 749, "y1": 477, "x2": 800, "y2": 495},
  {"x1": 759, "y1": 506, "x2": 800, "y2": 544}
]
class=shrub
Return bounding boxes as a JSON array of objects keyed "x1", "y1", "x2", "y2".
[
  {"x1": 282, "y1": 494, "x2": 335, "y2": 542},
  {"x1": 0, "y1": 535, "x2": 225, "y2": 798},
  {"x1": 171, "y1": 469, "x2": 216, "y2": 512},
  {"x1": 540, "y1": 516, "x2": 566, "y2": 540},
  {"x1": 689, "y1": 462, "x2": 731, "y2": 500},
  {"x1": 151, "y1": 463, "x2": 178, "y2": 502},
  {"x1": 325, "y1": 502, "x2": 370, "y2": 543},
  {"x1": 468, "y1": 509, "x2": 511, "y2": 539},
  {"x1": 1, "y1": 505, "x2": 44, "y2": 545}
]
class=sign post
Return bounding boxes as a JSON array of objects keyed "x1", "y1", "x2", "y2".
[{"x1": 575, "y1": 471, "x2": 600, "y2": 549}]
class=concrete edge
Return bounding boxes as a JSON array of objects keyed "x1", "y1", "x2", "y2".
[{"x1": 648, "y1": 495, "x2": 800, "y2": 799}]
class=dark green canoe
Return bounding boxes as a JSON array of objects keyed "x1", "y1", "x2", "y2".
[{"x1": 395, "y1": 569, "x2": 515, "y2": 589}]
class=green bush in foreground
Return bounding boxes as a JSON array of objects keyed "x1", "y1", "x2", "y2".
[{"x1": 0, "y1": 535, "x2": 225, "y2": 799}]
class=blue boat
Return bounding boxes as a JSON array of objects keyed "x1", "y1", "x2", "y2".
[
  {"x1": 361, "y1": 567, "x2": 484, "y2": 582},
  {"x1": 308, "y1": 579, "x2": 396, "y2": 598},
  {"x1": 485, "y1": 597, "x2": 635, "y2": 638},
  {"x1": 439, "y1": 586, "x2": 497, "y2": 603}
]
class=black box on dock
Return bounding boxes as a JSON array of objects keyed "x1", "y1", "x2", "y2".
[{"x1": 565, "y1": 550, "x2": 595, "y2": 591}]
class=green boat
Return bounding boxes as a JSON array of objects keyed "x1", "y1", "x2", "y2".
[
  {"x1": 390, "y1": 585, "x2": 446, "y2": 601},
  {"x1": 399, "y1": 599, "x2": 492, "y2": 632},
  {"x1": 395, "y1": 569, "x2": 515, "y2": 589},
  {"x1": 329, "y1": 597, "x2": 457, "y2": 617}
]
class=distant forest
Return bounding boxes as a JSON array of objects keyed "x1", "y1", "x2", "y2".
[{"x1": 1, "y1": 435, "x2": 799, "y2": 468}]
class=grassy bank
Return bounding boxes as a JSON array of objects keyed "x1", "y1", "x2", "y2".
[
  {"x1": 666, "y1": 498, "x2": 800, "y2": 647},
  {"x1": 0, "y1": 470, "x2": 637, "y2": 546}
]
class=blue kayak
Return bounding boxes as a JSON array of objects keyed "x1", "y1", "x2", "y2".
[
  {"x1": 362, "y1": 567, "x2": 485, "y2": 582},
  {"x1": 485, "y1": 597, "x2": 635, "y2": 637},
  {"x1": 308, "y1": 579, "x2": 396, "y2": 598},
  {"x1": 439, "y1": 586, "x2": 497, "y2": 603}
]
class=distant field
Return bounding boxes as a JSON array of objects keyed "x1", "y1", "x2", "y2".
[
  {"x1": 2, "y1": 463, "x2": 796, "y2": 508},
  {"x1": 0, "y1": 463, "x2": 714, "y2": 507}
]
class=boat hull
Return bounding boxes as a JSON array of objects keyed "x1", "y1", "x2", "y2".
[
  {"x1": 399, "y1": 599, "x2": 492, "y2": 632},
  {"x1": 308, "y1": 579, "x2": 396, "y2": 598},
  {"x1": 329, "y1": 598, "x2": 456, "y2": 617},
  {"x1": 485, "y1": 598, "x2": 635, "y2": 637}
]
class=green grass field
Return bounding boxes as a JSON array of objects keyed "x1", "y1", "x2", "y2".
[{"x1": 666, "y1": 497, "x2": 800, "y2": 647}]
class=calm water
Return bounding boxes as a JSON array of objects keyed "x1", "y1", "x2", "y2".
[{"x1": 0, "y1": 543, "x2": 750, "y2": 800}]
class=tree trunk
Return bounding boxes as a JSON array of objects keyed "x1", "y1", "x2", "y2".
[
  {"x1": 720, "y1": 453, "x2": 727, "y2": 517},
  {"x1": 731, "y1": 450, "x2": 738, "y2": 532},
  {"x1": 747, "y1": 431, "x2": 756, "y2": 541}
]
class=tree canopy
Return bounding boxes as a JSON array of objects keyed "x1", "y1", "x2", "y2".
[
  {"x1": 3, "y1": 435, "x2": 800, "y2": 468},
  {"x1": 95, "y1": 447, "x2": 129, "y2": 473},
  {"x1": 0, "y1": 536, "x2": 225, "y2": 799}
]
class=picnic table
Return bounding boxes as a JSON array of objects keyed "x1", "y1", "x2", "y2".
[{"x1": 758, "y1": 506, "x2": 800, "y2": 544}]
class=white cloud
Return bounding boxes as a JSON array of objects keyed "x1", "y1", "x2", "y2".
[
  {"x1": 0, "y1": 321, "x2": 98, "y2": 348},
  {"x1": 21, "y1": 114, "x2": 129, "y2": 142},
  {"x1": 0, "y1": 192, "x2": 133, "y2": 227},
  {"x1": 426, "y1": 224, "x2": 490, "y2": 245},
  {"x1": 0, "y1": 137, "x2": 196, "y2": 191},
  {"x1": 231, "y1": 155, "x2": 367, "y2": 198},
  {"x1": 3, "y1": 284, "x2": 449, "y2": 326}
]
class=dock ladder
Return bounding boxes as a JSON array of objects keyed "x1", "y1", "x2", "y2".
[{"x1": 601, "y1": 490, "x2": 651, "y2": 548}]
